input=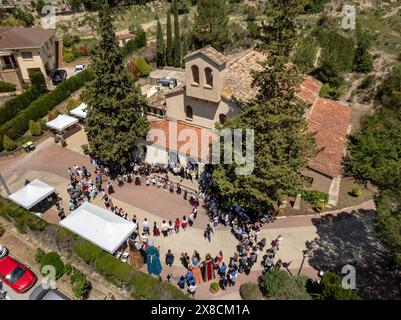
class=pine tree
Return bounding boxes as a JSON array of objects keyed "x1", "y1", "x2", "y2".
[
  {"x1": 172, "y1": 0, "x2": 182, "y2": 67},
  {"x1": 85, "y1": 0, "x2": 149, "y2": 167},
  {"x1": 156, "y1": 17, "x2": 166, "y2": 68},
  {"x1": 193, "y1": 0, "x2": 229, "y2": 50},
  {"x1": 212, "y1": 0, "x2": 317, "y2": 215},
  {"x1": 166, "y1": 11, "x2": 173, "y2": 66}
]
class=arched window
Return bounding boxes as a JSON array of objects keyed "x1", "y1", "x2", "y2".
[
  {"x1": 186, "y1": 105, "x2": 193, "y2": 119},
  {"x1": 219, "y1": 114, "x2": 227, "y2": 125},
  {"x1": 191, "y1": 65, "x2": 199, "y2": 84},
  {"x1": 205, "y1": 67, "x2": 213, "y2": 87}
]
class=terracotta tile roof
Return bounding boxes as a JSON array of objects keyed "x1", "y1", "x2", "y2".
[
  {"x1": 223, "y1": 49, "x2": 322, "y2": 104},
  {"x1": 307, "y1": 98, "x2": 351, "y2": 178},
  {"x1": 148, "y1": 120, "x2": 216, "y2": 161},
  {"x1": 184, "y1": 45, "x2": 227, "y2": 66},
  {"x1": 147, "y1": 90, "x2": 167, "y2": 110},
  {"x1": 296, "y1": 77, "x2": 322, "y2": 105},
  {"x1": 223, "y1": 49, "x2": 265, "y2": 102},
  {"x1": 117, "y1": 33, "x2": 134, "y2": 40},
  {"x1": 0, "y1": 27, "x2": 55, "y2": 50}
]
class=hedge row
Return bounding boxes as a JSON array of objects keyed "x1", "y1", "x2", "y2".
[
  {"x1": 0, "y1": 81, "x2": 16, "y2": 93},
  {"x1": 0, "y1": 196, "x2": 187, "y2": 300},
  {"x1": 0, "y1": 69, "x2": 94, "y2": 151},
  {"x1": 0, "y1": 87, "x2": 43, "y2": 127},
  {"x1": 0, "y1": 71, "x2": 47, "y2": 126}
]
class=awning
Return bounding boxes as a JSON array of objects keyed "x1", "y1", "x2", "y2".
[
  {"x1": 46, "y1": 115, "x2": 78, "y2": 132},
  {"x1": 59, "y1": 202, "x2": 136, "y2": 254},
  {"x1": 69, "y1": 103, "x2": 88, "y2": 119},
  {"x1": 8, "y1": 179, "x2": 55, "y2": 210},
  {"x1": 145, "y1": 145, "x2": 168, "y2": 165}
]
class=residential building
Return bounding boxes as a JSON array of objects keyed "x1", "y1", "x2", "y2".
[
  {"x1": 0, "y1": 27, "x2": 58, "y2": 89},
  {"x1": 117, "y1": 33, "x2": 135, "y2": 47}
]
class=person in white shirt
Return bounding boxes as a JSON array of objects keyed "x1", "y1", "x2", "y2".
[
  {"x1": 161, "y1": 220, "x2": 169, "y2": 237},
  {"x1": 187, "y1": 283, "x2": 196, "y2": 297},
  {"x1": 142, "y1": 218, "x2": 150, "y2": 235}
]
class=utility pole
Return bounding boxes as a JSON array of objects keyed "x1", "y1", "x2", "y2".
[{"x1": 0, "y1": 174, "x2": 10, "y2": 195}]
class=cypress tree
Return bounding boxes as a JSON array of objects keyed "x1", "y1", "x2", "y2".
[
  {"x1": 156, "y1": 17, "x2": 166, "y2": 68},
  {"x1": 166, "y1": 11, "x2": 173, "y2": 66},
  {"x1": 172, "y1": 0, "x2": 182, "y2": 67},
  {"x1": 212, "y1": 0, "x2": 317, "y2": 215},
  {"x1": 85, "y1": 0, "x2": 149, "y2": 167}
]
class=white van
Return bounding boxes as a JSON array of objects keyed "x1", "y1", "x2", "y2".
[{"x1": 74, "y1": 64, "x2": 85, "y2": 73}]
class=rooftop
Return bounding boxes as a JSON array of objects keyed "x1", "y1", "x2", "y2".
[
  {"x1": 184, "y1": 45, "x2": 227, "y2": 66},
  {"x1": 0, "y1": 27, "x2": 55, "y2": 50},
  {"x1": 307, "y1": 98, "x2": 351, "y2": 178}
]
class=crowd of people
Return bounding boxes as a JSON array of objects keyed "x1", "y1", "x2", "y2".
[{"x1": 63, "y1": 158, "x2": 284, "y2": 297}]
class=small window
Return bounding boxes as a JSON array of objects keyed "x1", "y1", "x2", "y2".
[
  {"x1": 186, "y1": 105, "x2": 193, "y2": 119},
  {"x1": 191, "y1": 65, "x2": 199, "y2": 84},
  {"x1": 219, "y1": 114, "x2": 227, "y2": 125},
  {"x1": 21, "y1": 51, "x2": 33, "y2": 60},
  {"x1": 205, "y1": 67, "x2": 213, "y2": 87}
]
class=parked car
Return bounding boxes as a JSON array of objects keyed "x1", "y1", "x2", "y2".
[
  {"x1": 0, "y1": 256, "x2": 37, "y2": 293},
  {"x1": 29, "y1": 284, "x2": 70, "y2": 300},
  {"x1": 74, "y1": 64, "x2": 85, "y2": 73},
  {"x1": 51, "y1": 69, "x2": 67, "y2": 85},
  {"x1": 0, "y1": 244, "x2": 7, "y2": 259}
]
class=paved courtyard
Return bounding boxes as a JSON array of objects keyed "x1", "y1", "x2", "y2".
[{"x1": 0, "y1": 132, "x2": 380, "y2": 299}]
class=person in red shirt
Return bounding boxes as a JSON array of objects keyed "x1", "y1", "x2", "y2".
[{"x1": 175, "y1": 218, "x2": 181, "y2": 233}]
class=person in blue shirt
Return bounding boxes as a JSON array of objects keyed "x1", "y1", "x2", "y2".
[
  {"x1": 177, "y1": 276, "x2": 186, "y2": 289},
  {"x1": 218, "y1": 262, "x2": 227, "y2": 278}
]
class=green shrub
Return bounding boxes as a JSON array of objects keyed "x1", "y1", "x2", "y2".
[
  {"x1": 319, "y1": 272, "x2": 361, "y2": 300},
  {"x1": 3, "y1": 135, "x2": 16, "y2": 151},
  {"x1": 121, "y1": 30, "x2": 147, "y2": 58},
  {"x1": 35, "y1": 248, "x2": 46, "y2": 264},
  {"x1": 301, "y1": 190, "x2": 329, "y2": 206},
  {"x1": 73, "y1": 240, "x2": 106, "y2": 266},
  {"x1": 0, "y1": 87, "x2": 44, "y2": 127},
  {"x1": 29, "y1": 71, "x2": 47, "y2": 93},
  {"x1": 260, "y1": 270, "x2": 311, "y2": 300},
  {"x1": 29, "y1": 120, "x2": 42, "y2": 136},
  {"x1": 0, "y1": 197, "x2": 48, "y2": 233},
  {"x1": 134, "y1": 56, "x2": 150, "y2": 77},
  {"x1": 210, "y1": 282, "x2": 220, "y2": 292},
  {"x1": 240, "y1": 282, "x2": 263, "y2": 300},
  {"x1": 65, "y1": 263, "x2": 73, "y2": 276},
  {"x1": 70, "y1": 267, "x2": 90, "y2": 298},
  {"x1": 247, "y1": 23, "x2": 260, "y2": 39},
  {"x1": 351, "y1": 187, "x2": 362, "y2": 197},
  {"x1": 260, "y1": 270, "x2": 292, "y2": 297},
  {"x1": 40, "y1": 251, "x2": 65, "y2": 280},
  {"x1": 0, "y1": 223, "x2": 4, "y2": 237},
  {"x1": 294, "y1": 36, "x2": 318, "y2": 73},
  {"x1": 0, "y1": 81, "x2": 17, "y2": 93},
  {"x1": 319, "y1": 83, "x2": 344, "y2": 99}
]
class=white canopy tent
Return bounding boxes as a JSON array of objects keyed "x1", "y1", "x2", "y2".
[
  {"x1": 46, "y1": 115, "x2": 78, "y2": 132},
  {"x1": 69, "y1": 103, "x2": 88, "y2": 119},
  {"x1": 60, "y1": 202, "x2": 136, "y2": 254},
  {"x1": 8, "y1": 179, "x2": 55, "y2": 210}
]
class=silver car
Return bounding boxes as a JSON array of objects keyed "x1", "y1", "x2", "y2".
[
  {"x1": 29, "y1": 284, "x2": 70, "y2": 300},
  {"x1": 0, "y1": 244, "x2": 7, "y2": 259}
]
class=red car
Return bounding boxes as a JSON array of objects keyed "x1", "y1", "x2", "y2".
[{"x1": 0, "y1": 256, "x2": 37, "y2": 293}]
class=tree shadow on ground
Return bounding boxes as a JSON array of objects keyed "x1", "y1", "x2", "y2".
[{"x1": 307, "y1": 209, "x2": 400, "y2": 300}]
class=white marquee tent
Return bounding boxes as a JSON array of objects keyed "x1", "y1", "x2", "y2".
[
  {"x1": 8, "y1": 179, "x2": 55, "y2": 210},
  {"x1": 46, "y1": 115, "x2": 78, "y2": 132},
  {"x1": 69, "y1": 103, "x2": 88, "y2": 119},
  {"x1": 59, "y1": 202, "x2": 136, "y2": 254}
]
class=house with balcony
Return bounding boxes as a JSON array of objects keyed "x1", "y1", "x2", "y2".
[{"x1": 0, "y1": 27, "x2": 58, "y2": 89}]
